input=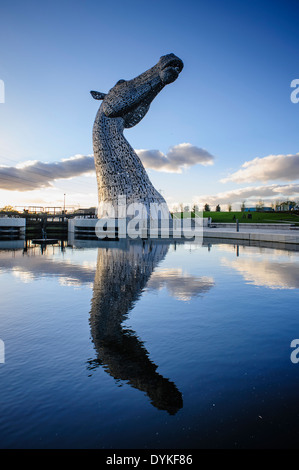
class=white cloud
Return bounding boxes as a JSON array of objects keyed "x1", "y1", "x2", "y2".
[
  {"x1": 221, "y1": 153, "x2": 299, "y2": 184},
  {"x1": 0, "y1": 154, "x2": 95, "y2": 191},
  {"x1": 194, "y1": 183, "x2": 299, "y2": 208},
  {"x1": 0, "y1": 143, "x2": 214, "y2": 192},
  {"x1": 136, "y1": 143, "x2": 214, "y2": 173}
]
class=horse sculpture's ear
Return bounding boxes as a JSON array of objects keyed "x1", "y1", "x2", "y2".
[{"x1": 90, "y1": 90, "x2": 106, "y2": 100}]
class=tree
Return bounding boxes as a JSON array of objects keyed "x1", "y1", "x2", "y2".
[
  {"x1": 278, "y1": 200, "x2": 296, "y2": 211},
  {"x1": 204, "y1": 203, "x2": 211, "y2": 212},
  {"x1": 0, "y1": 205, "x2": 15, "y2": 212},
  {"x1": 240, "y1": 200, "x2": 246, "y2": 212},
  {"x1": 215, "y1": 204, "x2": 221, "y2": 212},
  {"x1": 227, "y1": 203, "x2": 232, "y2": 212},
  {"x1": 256, "y1": 199, "x2": 264, "y2": 211}
]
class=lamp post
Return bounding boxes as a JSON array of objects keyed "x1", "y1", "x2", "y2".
[{"x1": 63, "y1": 193, "x2": 66, "y2": 213}]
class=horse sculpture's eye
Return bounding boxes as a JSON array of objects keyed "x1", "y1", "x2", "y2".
[{"x1": 116, "y1": 79, "x2": 126, "y2": 85}]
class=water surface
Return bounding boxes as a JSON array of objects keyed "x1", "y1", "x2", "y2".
[{"x1": 0, "y1": 238, "x2": 299, "y2": 448}]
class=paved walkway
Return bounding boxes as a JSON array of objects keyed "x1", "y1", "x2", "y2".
[{"x1": 202, "y1": 226, "x2": 299, "y2": 244}]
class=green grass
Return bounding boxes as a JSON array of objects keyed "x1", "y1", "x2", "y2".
[{"x1": 201, "y1": 211, "x2": 299, "y2": 225}]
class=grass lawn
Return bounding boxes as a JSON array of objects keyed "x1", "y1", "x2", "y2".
[{"x1": 201, "y1": 211, "x2": 299, "y2": 225}]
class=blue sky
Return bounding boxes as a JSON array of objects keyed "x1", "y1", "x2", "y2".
[{"x1": 0, "y1": 0, "x2": 298, "y2": 210}]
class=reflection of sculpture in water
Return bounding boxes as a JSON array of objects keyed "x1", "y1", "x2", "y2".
[{"x1": 88, "y1": 239, "x2": 183, "y2": 415}]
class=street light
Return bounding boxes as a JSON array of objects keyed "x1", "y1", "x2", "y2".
[{"x1": 63, "y1": 193, "x2": 66, "y2": 213}]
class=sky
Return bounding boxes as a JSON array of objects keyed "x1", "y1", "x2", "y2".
[{"x1": 0, "y1": 0, "x2": 298, "y2": 211}]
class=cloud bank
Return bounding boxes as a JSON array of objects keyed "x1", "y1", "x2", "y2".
[
  {"x1": 0, "y1": 143, "x2": 214, "y2": 191},
  {"x1": 194, "y1": 183, "x2": 299, "y2": 208},
  {"x1": 136, "y1": 143, "x2": 215, "y2": 173},
  {"x1": 0, "y1": 155, "x2": 95, "y2": 191},
  {"x1": 221, "y1": 153, "x2": 299, "y2": 184}
]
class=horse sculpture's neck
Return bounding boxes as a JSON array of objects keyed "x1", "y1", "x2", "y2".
[
  {"x1": 91, "y1": 53, "x2": 184, "y2": 218},
  {"x1": 93, "y1": 109, "x2": 165, "y2": 213}
]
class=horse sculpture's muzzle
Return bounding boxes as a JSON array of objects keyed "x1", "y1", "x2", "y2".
[{"x1": 158, "y1": 54, "x2": 184, "y2": 84}]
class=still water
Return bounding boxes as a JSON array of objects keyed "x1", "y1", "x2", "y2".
[{"x1": 0, "y1": 237, "x2": 299, "y2": 449}]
